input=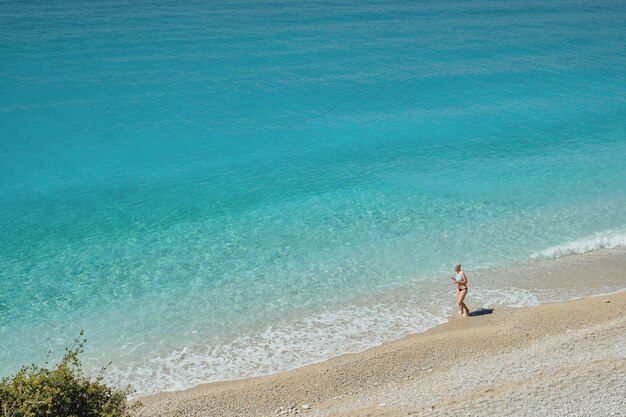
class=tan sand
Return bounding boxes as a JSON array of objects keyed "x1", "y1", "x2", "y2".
[{"x1": 137, "y1": 289, "x2": 625, "y2": 416}]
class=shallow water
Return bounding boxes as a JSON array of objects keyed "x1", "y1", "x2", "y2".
[{"x1": 1, "y1": 0, "x2": 625, "y2": 395}]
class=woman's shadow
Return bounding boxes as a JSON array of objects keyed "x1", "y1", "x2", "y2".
[{"x1": 467, "y1": 308, "x2": 494, "y2": 317}]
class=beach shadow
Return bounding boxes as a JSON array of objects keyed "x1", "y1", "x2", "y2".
[{"x1": 468, "y1": 308, "x2": 494, "y2": 317}]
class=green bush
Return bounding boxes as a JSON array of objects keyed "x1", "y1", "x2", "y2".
[{"x1": 0, "y1": 332, "x2": 141, "y2": 417}]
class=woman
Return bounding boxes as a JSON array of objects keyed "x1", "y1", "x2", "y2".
[{"x1": 451, "y1": 263, "x2": 469, "y2": 316}]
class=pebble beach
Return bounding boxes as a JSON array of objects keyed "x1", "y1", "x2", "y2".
[
  {"x1": 138, "y1": 250, "x2": 626, "y2": 416},
  {"x1": 2, "y1": 1, "x2": 626, "y2": 412}
]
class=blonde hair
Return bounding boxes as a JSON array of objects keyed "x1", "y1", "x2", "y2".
[{"x1": 453, "y1": 263, "x2": 461, "y2": 270}]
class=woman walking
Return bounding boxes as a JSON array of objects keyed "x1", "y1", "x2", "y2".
[{"x1": 451, "y1": 263, "x2": 469, "y2": 316}]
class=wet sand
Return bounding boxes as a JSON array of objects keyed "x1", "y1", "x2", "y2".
[{"x1": 137, "y1": 250, "x2": 626, "y2": 416}]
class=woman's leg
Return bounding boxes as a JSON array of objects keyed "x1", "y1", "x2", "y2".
[
  {"x1": 456, "y1": 289, "x2": 466, "y2": 315},
  {"x1": 458, "y1": 289, "x2": 469, "y2": 315},
  {"x1": 462, "y1": 302, "x2": 469, "y2": 315}
]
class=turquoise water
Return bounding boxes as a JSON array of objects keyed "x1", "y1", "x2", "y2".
[{"x1": 1, "y1": 0, "x2": 626, "y2": 394}]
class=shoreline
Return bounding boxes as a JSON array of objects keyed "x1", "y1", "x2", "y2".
[
  {"x1": 137, "y1": 249, "x2": 626, "y2": 416},
  {"x1": 122, "y1": 246, "x2": 626, "y2": 396}
]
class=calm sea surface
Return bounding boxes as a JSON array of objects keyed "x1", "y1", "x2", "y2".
[{"x1": 1, "y1": 0, "x2": 625, "y2": 394}]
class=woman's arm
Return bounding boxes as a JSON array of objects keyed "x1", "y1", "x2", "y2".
[{"x1": 458, "y1": 271, "x2": 468, "y2": 285}]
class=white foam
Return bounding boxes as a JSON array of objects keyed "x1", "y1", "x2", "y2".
[
  {"x1": 105, "y1": 300, "x2": 449, "y2": 397},
  {"x1": 101, "y1": 238, "x2": 624, "y2": 398},
  {"x1": 530, "y1": 231, "x2": 626, "y2": 260},
  {"x1": 469, "y1": 287, "x2": 540, "y2": 308},
  {"x1": 101, "y1": 283, "x2": 591, "y2": 397}
]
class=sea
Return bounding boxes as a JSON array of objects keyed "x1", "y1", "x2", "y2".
[{"x1": 1, "y1": 0, "x2": 625, "y2": 396}]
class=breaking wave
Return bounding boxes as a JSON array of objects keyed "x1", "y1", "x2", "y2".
[{"x1": 530, "y1": 231, "x2": 626, "y2": 260}]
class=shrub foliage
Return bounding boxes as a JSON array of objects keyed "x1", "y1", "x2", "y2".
[{"x1": 0, "y1": 332, "x2": 140, "y2": 417}]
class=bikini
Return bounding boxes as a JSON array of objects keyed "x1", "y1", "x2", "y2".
[{"x1": 455, "y1": 273, "x2": 468, "y2": 292}]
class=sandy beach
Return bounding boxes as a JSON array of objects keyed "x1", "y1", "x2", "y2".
[
  {"x1": 3, "y1": 2, "x2": 626, "y2": 416},
  {"x1": 138, "y1": 250, "x2": 626, "y2": 417}
]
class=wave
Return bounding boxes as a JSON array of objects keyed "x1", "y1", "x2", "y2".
[
  {"x1": 107, "y1": 268, "x2": 624, "y2": 397},
  {"x1": 530, "y1": 231, "x2": 626, "y2": 260},
  {"x1": 106, "y1": 284, "x2": 546, "y2": 397},
  {"x1": 105, "y1": 301, "x2": 449, "y2": 396}
]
